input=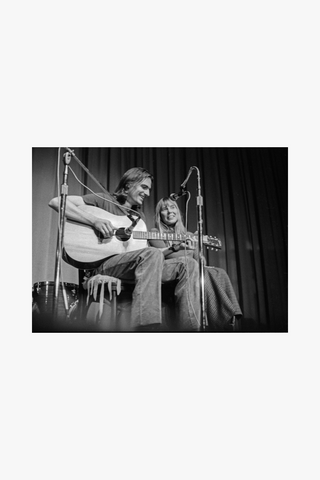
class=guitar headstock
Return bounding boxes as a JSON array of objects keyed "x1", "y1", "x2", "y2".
[{"x1": 203, "y1": 236, "x2": 222, "y2": 251}]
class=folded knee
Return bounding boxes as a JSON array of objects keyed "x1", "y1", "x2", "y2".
[
  {"x1": 141, "y1": 246, "x2": 164, "y2": 263},
  {"x1": 185, "y1": 256, "x2": 199, "y2": 272},
  {"x1": 175, "y1": 256, "x2": 199, "y2": 278}
]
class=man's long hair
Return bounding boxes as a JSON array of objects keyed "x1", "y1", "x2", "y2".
[
  {"x1": 113, "y1": 167, "x2": 153, "y2": 207},
  {"x1": 154, "y1": 197, "x2": 187, "y2": 235}
]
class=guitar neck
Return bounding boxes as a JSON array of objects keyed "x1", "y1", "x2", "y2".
[
  {"x1": 133, "y1": 231, "x2": 191, "y2": 242},
  {"x1": 132, "y1": 230, "x2": 221, "y2": 250}
]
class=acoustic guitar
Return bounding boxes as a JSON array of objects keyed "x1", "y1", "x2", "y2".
[{"x1": 63, "y1": 205, "x2": 222, "y2": 268}]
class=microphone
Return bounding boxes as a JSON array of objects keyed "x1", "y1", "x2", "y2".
[
  {"x1": 169, "y1": 167, "x2": 195, "y2": 201},
  {"x1": 64, "y1": 147, "x2": 75, "y2": 156},
  {"x1": 63, "y1": 147, "x2": 75, "y2": 165},
  {"x1": 169, "y1": 190, "x2": 187, "y2": 201},
  {"x1": 123, "y1": 214, "x2": 140, "y2": 237},
  {"x1": 180, "y1": 166, "x2": 195, "y2": 189}
]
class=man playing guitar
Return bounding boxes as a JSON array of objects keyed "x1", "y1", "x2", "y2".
[{"x1": 49, "y1": 167, "x2": 201, "y2": 332}]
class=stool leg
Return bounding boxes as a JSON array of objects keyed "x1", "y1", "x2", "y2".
[{"x1": 111, "y1": 285, "x2": 117, "y2": 323}]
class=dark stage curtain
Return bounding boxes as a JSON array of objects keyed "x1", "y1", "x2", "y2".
[{"x1": 32, "y1": 147, "x2": 288, "y2": 332}]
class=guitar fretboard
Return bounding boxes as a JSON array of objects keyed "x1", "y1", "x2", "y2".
[{"x1": 132, "y1": 231, "x2": 190, "y2": 241}]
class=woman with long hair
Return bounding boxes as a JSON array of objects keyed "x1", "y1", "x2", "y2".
[
  {"x1": 49, "y1": 170, "x2": 200, "y2": 332},
  {"x1": 150, "y1": 197, "x2": 242, "y2": 331}
]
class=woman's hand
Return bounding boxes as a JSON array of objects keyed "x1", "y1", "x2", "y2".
[
  {"x1": 180, "y1": 241, "x2": 195, "y2": 250},
  {"x1": 163, "y1": 243, "x2": 195, "y2": 259}
]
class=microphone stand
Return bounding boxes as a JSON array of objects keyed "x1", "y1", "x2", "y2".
[
  {"x1": 53, "y1": 151, "x2": 72, "y2": 320},
  {"x1": 192, "y1": 166, "x2": 207, "y2": 331},
  {"x1": 64, "y1": 147, "x2": 109, "y2": 194},
  {"x1": 52, "y1": 147, "x2": 140, "y2": 322},
  {"x1": 53, "y1": 147, "x2": 110, "y2": 321}
]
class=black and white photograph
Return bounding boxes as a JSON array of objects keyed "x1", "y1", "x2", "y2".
[
  {"x1": 32, "y1": 147, "x2": 287, "y2": 334},
  {"x1": 2, "y1": 1, "x2": 319, "y2": 479}
]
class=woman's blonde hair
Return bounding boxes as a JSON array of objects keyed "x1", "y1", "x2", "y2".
[{"x1": 154, "y1": 197, "x2": 187, "y2": 235}]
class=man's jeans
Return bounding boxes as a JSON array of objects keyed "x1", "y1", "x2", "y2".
[{"x1": 94, "y1": 247, "x2": 200, "y2": 331}]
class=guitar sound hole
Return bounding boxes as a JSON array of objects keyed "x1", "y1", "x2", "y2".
[{"x1": 115, "y1": 227, "x2": 131, "y2": 241}]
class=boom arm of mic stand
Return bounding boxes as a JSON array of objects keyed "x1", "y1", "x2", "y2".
[
  {"x1": 64, "y1": 148, "x2": 141, "y2": 222},
  {"x1": 193, "y1": 166, "x2": 207, "y2": 331},
  {"x1": 64, "y1": 147, "x2": 109, "y2": 195}
]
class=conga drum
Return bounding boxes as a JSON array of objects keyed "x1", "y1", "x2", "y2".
[{"x1": 32, "y1": 281, "x2": 78, "y2": 330}]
